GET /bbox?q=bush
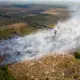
[0,65,16,80]
[74,52,80,59]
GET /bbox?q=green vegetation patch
[0,25,37,40]
[73,52,80,59]
[0,65,15,80]
[0,27,15,40]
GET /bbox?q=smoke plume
[0,5,80,65]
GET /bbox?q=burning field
[0,4,80,80]
[0,5,80,65]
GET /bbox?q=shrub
[0,65,16,80]
[74,52,80,59]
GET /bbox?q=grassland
[0,22,38,40]
[0,5,70,40]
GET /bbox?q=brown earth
[8,53,80,80]
[43,8,70,17]
[8,22,27,29]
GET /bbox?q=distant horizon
[0,1,80,5]
[0,0,80,4]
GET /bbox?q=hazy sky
[0,0,80,3]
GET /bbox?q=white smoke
[0,5,80,65]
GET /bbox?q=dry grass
[8,54,80,80]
